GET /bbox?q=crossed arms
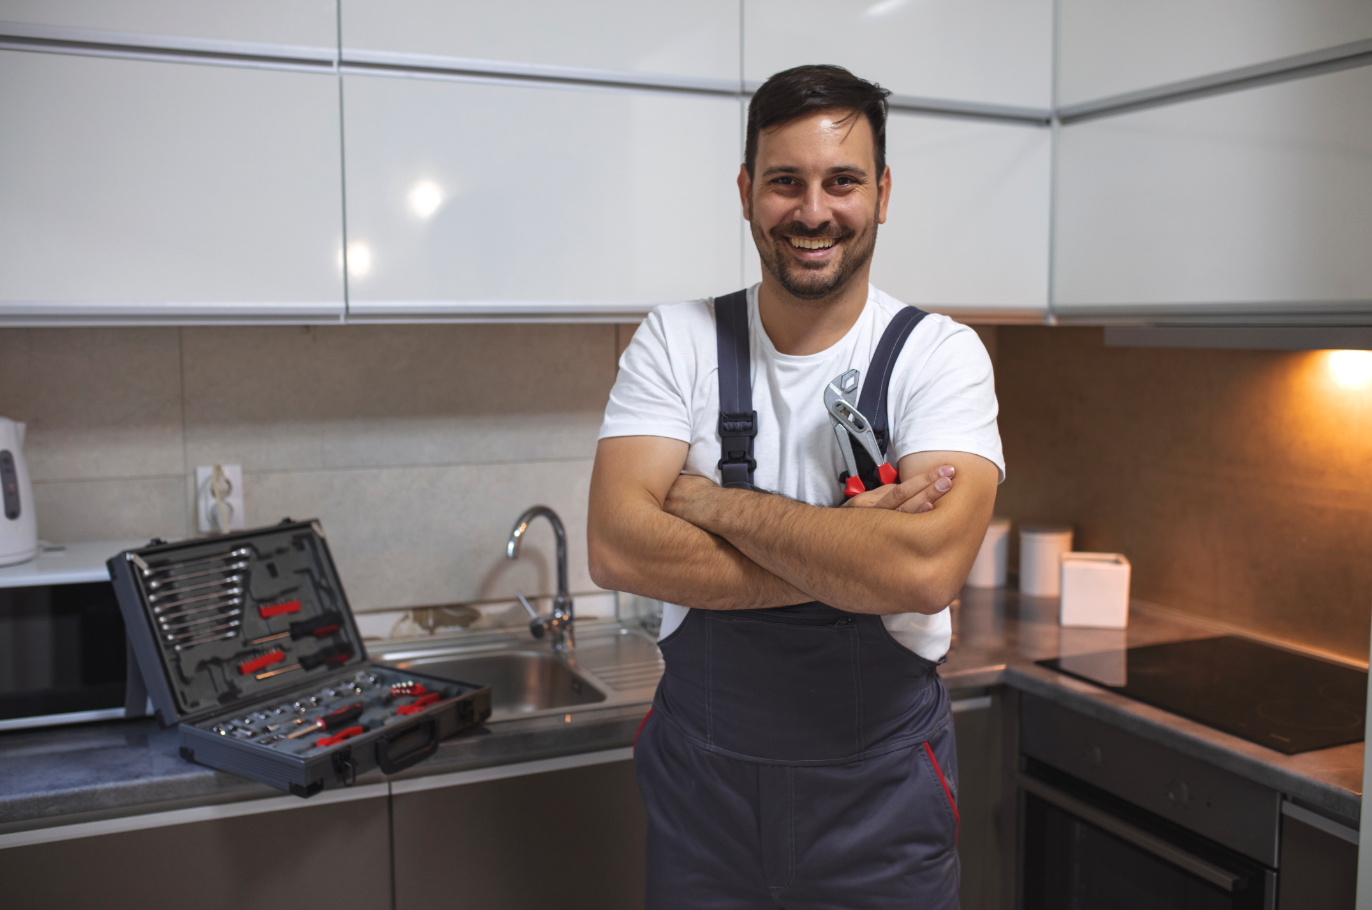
[587,435,999,615]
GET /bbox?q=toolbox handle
[376,718,439,774]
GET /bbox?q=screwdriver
[249,610,344,646]
[254,643,353,680]
[284,702,364,740]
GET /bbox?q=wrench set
[109,520,492,797]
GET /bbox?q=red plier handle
[843,462,899,498]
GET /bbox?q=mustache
[768,222,854,242]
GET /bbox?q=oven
[1020,759,1275,909]
[1019,694,1279,910]
[0,541,150,731]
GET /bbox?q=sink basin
[384,649,607,720]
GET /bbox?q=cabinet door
[1057,0,1372,107]
[863,113,1050,320]
[951,688,1019,910]
[742,0,1053,109]
[392,759,647,910]
[0,0,338,49]
[342,76,743,317]
[1053,66,1372,322]
[341,0,740,86]
[0,795,391,910]
[0,51,345,323]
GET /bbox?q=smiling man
[589,65,1003,909]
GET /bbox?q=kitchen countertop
[937,586,1364,823]
[0,590,1362,835]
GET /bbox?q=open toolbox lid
[108,519,369,726]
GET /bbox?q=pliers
[825,369,899,498]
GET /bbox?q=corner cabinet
[0,49,346,326]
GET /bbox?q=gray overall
[635,290,961,909]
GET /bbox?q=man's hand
[841,464,956,513]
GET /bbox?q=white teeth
[788,237,835,250]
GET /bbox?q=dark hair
[744,65,891,181]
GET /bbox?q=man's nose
[792,183,832,227]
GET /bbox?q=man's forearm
[588,497,811,611]
[666,472,992,614]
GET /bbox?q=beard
[752,210,879,302]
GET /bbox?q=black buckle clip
[717,410,758,471]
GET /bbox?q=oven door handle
[1015,773,1243,892]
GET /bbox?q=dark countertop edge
[983,663,1362,823]
[0,704,650,836]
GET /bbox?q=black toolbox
[108,519,491,797]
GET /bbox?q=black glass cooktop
[1038,636,1367,755]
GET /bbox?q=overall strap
[851,306,929,485]
[714,289,756,488]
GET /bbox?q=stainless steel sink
[383,648,608,719]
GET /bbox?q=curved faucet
[506,506,574,652]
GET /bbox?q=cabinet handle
[1015,772,1242,892]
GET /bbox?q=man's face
[740,108,891,302]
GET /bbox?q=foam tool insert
[109,519,492,796]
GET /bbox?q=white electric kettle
[0,417,38,567]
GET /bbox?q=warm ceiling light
[408,181,443,219]
[1327,350,1372,389]
[346,242,372,278]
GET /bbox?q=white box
[1059,553,1131,628]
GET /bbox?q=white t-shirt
[599,283,1005,661]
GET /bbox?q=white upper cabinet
[340,0,741,86]
[742,0,1053,109]
[0,0,338,49]
[1057,0,1372,106]
[0,51,345,322]
[1053,66,1372,320]
[871,113,1050,318]
[342,77,744,316]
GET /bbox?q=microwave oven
[0,540,152,731]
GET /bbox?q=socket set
[109,520,491,797]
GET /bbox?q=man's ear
[877,165,891,225]
[737,163,752,221]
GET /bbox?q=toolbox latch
[332,747,357,787]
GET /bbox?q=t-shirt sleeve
[888,322,1006,482]
[598,309,694,443]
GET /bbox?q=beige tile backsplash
[0,323,619,613]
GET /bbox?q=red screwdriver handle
[320,702,364,731]
[289,610,343,640]
[238,649,285,676]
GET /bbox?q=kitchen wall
[992,326,1372,663]
[0,323,634,621]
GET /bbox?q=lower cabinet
[951,686,1020,910]
[391,759,647,910]
[0,793,391,910]
[1279,811,1358,909]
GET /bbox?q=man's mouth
[787,236,837,250]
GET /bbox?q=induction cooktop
[1038,636,1368,755]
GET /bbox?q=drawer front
[1020,694,1281,866]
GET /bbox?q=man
[589,64,1003,909]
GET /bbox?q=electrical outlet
[196,464,245,533]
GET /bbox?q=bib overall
[635,291,961,909]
